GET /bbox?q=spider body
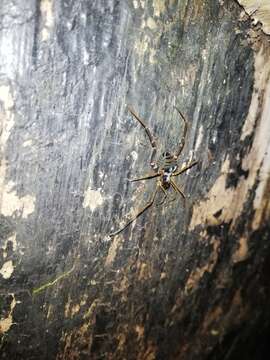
[109,106,198,237]
[158,152,178,189]
[161,168,177,189]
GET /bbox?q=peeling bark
[0,0,270,359]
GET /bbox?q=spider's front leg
[128,106,158,171]
[172,160,198,177]
[128,172,160,183]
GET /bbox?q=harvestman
[110,106,198,237]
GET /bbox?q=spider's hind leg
[155,184,167,207]
[109,186,159,237]
[174,107,188,159]
[170,179,186,203]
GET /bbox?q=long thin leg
[170,179,186,202]
[155,184,167,206]
[109,186,159,237]
[128,172,160,182]
[174,106,188,158]
[128,106,158,171]
[172,160,198,177]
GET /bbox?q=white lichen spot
[40,0,54,41]
[133,0,139,8]
[0,260,14,279]
[22,139,33,147]
[98,171,104,178]
[202,49,207,61]
[66,21,73,31]
[146,17,157,30]
[0,294,16,334]
[80,12,87,25]
[1,181,35,218]
[83,188,104,211]
[131,151,138,161]
[83,48,90,65]
[194,125,204,152]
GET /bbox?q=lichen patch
[195,125,204,152]
[0,260,14,279]
[83,188,104,211]
[1,181,35,218]
[40,0,54,41]
[146,17,157,30]
[22,139,33,147]
[0,294,16,334]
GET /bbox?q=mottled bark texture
[0,0,270,359]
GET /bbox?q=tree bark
[0,0,270,359]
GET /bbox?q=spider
[109,106,198,237]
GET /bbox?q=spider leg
[172,160,198,177]
[155,184,167,206]
[173,106,188,159]
[128,172,160,182]
[128,106,158,171]
[109,186,159,237]
[170,179,186,202]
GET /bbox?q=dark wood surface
[0,1,269,359]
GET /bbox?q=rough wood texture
[0,0,270,359]
[237,0,270,34]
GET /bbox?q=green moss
[32,265,75,296]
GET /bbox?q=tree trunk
[0,0,270,359]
